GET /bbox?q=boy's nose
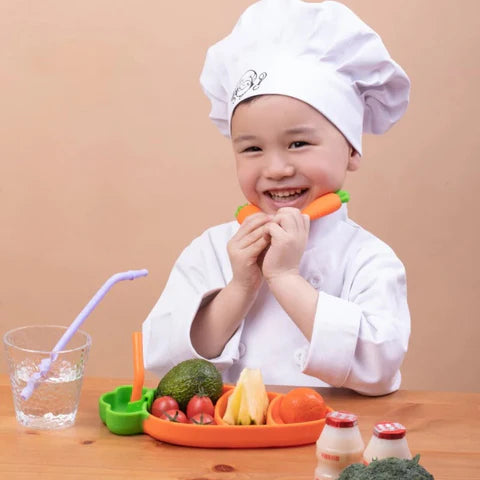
[263,154,295,179]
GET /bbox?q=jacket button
[239,342,246,358]
[294,348,306,368]
[308,275,322,289]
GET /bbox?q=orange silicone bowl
[267,394,285,424]
[141,386,331,448]
[266,392,333,426]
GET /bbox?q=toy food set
[99,332,334,448]
[235,190,350,223]
[99,333,435,478]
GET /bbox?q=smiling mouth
[265,188,308,202]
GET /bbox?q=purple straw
[20,269,148,400]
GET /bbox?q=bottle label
[320,452,341,462]
[317,451,363,470]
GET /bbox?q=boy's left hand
[262,207,310,283]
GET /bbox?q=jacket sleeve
[142,229,244,380]
[302,243,410,396]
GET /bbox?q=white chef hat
[200,0,410,155]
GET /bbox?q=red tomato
[186,395,215,419]
[151,396,179,417]
[189,413,215,425]
[159,409,189,423]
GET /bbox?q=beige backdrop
[1,1,479,392]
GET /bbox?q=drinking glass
[3,325,91,429]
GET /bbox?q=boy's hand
[262,207,309,283]
[227,212,272,292]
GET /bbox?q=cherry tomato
[186,395,215,419]
[159,409,189,423]
[189,412,215,425]
[151,396,179,417]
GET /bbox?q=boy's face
[231,95,360,214]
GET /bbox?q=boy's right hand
[227,212,272,292]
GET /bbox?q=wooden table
[0,375,479,479]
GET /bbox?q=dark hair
[232,95,263,119]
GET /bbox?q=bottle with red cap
[314,411,365,480]
[363,422,412,464]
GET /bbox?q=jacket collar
[306,203,348,251]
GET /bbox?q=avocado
[155,359,223,411]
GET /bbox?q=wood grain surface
[1,375,478,479]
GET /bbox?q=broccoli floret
[338,455,434,479]
[338,463,367,479]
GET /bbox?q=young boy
[143,0,411,396]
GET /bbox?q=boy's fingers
[256,244,270,269]
[237,213,272,236]
[243,236,270,262]
[265,221,289,240]
[273,208,303,232]
[235,224,271,249]
[275,207,300,215]
[232,214,269,246]
[243,211,272,225]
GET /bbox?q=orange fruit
[279,387,327,424]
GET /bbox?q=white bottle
[363,422,412,464]
[314,411,365,480]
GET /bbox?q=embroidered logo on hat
[231,69,267,104]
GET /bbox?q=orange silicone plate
[142,385,332,448]
[109,333,333,448]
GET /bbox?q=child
[143,0,411,396]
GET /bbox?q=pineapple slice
[237,377,251,425]
[222,379,243,425]
[239,368,269,425]
[223,368,269,425]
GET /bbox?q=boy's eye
[289,141,309,149]
[242,146,262,153]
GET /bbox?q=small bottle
[314,411,365,480]
[363,422,412,464]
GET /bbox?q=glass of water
[3,325,91,430]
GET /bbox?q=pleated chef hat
[200,0,410,155]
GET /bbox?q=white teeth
[268,188,305,200]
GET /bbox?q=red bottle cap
[373,422,406,439]
[326,411,358,428]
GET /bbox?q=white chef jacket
[143,205,410,396]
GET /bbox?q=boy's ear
[347,148,361,171]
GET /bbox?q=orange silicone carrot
[301,193,341,220]
[235,204,262,224]
[235,190,349,224]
